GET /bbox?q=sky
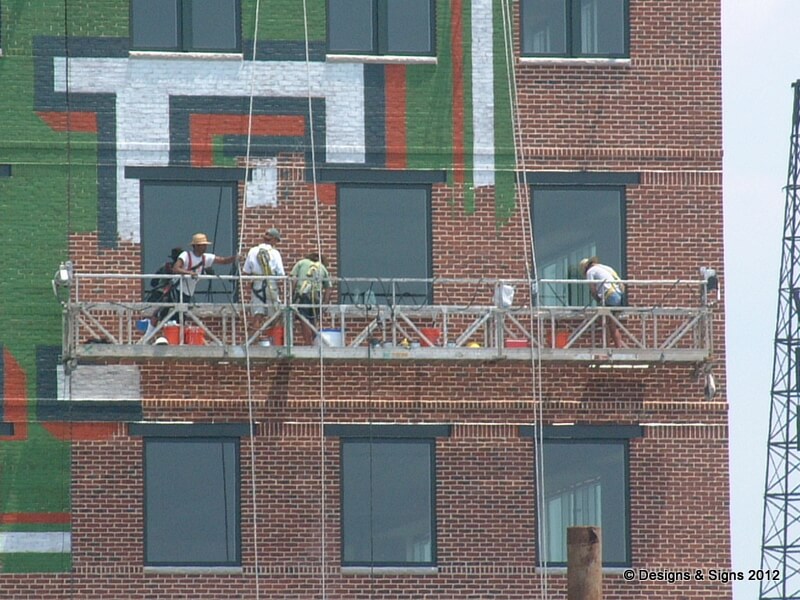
[723,1,800,598]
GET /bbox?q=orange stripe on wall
[385,64,407,169]
[189,114,306,167]
[0,348,28,441]
[36,111,98,133]
[0,512,71,525]
[451,0,465,184]
[42,422,120,441]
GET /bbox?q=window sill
[536,566,630,575]
[341,566,438,575]
[518,56,631,67]
[144,566,243,574]
[326,54,437,65]
[129,50,243,61]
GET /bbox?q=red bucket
[419,327,441,347]
[184,326,206,346]
[163,325,181,345]
[265,325,284,346]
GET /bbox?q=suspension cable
[237,0,264,596]
[499,1,549,597]
[300,1,328,597]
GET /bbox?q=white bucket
[319,328,343,347]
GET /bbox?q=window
[327,0,435,56]
[140,181,238,302]
[131,0,241,53]
[541,439,630,566]
[338,185,432,305]
[144,437,240,566]
[532,186,625,306]
[521,0,628,58]
[340,438,436,566]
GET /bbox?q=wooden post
[567,526,602,600]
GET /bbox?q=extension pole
[567,526,602,600]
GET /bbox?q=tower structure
[761,80,800,600]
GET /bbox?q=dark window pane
[579,0,625,56]
[188,0,239,51]
[145,439,239,565]
[542,441,628,564]
[338,186,431,305]
[386,0,433,55]
[131,0,179,50]
[140,183,237,302]
[522,0,567,55]
[328,0,375,53]
[532,187,623,306]
[342,441,434,565]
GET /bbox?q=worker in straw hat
[579,256,625,348]
[172,233,238,302]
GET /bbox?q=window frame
[139,178,239,303]
[325,424,450,569]
[336,183,434,306]
[130,0,242,54]
[142,435,242,567]
[326,0,436,58]
[531,183,627,307]
[338,437,438,568]
[521,424,641,568]
[520,0,630,59]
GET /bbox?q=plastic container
[319,328,343,347]
[419,327,441,347]
[264,325,284,346]
[505,338,531,348]
[163,324,181,345]
[547,331,570,348]
[184,326,206,346]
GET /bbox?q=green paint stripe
[462,0,475,213]
[492,0,517,225]
[406,1,453,171]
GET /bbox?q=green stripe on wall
[492,0,517,225]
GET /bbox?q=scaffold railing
[59,273,716,364]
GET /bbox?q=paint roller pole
[567,526,602,600]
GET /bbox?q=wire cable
[236,0,264,596]
[499,1,549,597]
[300,1,328,596]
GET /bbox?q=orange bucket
[265,325,284,346]
[419,327,441,347]
[163,325,181,345]
[184,326,206,346]
[547,331,569,348]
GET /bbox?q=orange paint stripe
[190,114,306,167]
[42,422,119,441]
[1,348,28,441]
[37,111,98,133]
[0,513,71,525]
[385,64,407,169]
[451,0,465,184]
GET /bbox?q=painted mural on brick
[0,0,517,572]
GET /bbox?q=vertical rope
[300,1,327,596]
[499,1,549,598]
[237,0,263,596]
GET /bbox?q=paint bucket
[547,331,569,348]
[504,338,531,348]
[265,325,284,346]
[319,328,343,347]
[163,324,181,345]
[419,327,441,347]
[184,326,206,346]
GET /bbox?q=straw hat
[191,233,211,246]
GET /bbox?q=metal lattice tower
[761,80,800,600]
